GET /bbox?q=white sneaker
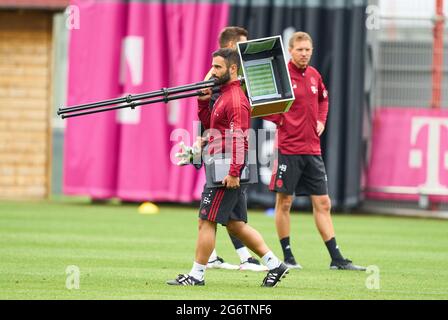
[207,256,239,270]
[239,257,268,272]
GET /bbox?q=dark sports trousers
[270,154,328,196]
[199,185,248,226]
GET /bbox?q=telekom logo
[117,36,179,126]
[409,117,448,189]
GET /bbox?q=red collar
[220,80,240,92]
[289,60,308,74]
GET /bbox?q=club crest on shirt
[310,77,317,86]
[276,179,284,188]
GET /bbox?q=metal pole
[431,0,445,109]
[57,78,217,116]
[61,90,207,119]
[430,0,445,211]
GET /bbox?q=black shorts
[198,185,248,226]
[269,154,328,196]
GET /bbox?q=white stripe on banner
[282,26,295,62]
[118,36,144,124]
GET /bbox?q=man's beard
[214,70,231,85]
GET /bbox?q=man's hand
[197,136,207,148]
[175,141,200,166]
[198,88,212,101]
[317,121,325,137]
[222,175,240,189]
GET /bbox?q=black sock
[280,237,294,260]
[325,237,344,261]
[229,234,245,250]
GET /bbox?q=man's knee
[198,219,216,232]
[277,194,293,213]
[313,195,331,213]
[226,220,243,236]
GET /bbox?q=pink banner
[64,0,230,202]
[365,108,448,202]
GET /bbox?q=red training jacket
[263,61,329,155]
[198,80,250,177]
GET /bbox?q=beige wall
[0,10,53,199]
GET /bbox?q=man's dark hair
[219,26,248,48]
[213,48,241,70]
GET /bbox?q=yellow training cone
[138,202,160,215]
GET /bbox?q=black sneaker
[166,274,205,286]
[261,263,289,287]
[330,259,366,271]
[284,256,303,270]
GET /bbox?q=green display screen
[246,62,278,98]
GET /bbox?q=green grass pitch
[0,198,447,300]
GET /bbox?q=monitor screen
[244,58,281,102]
